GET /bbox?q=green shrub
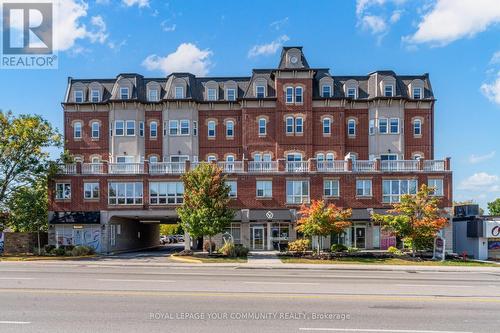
[218,242,235,256]
[71,245,95,256]
[387,246,398,254]
[203,240,216,252]
[234,244,249,257]
[52,247,66,256]
[347,247,359,253]
[44,244,56,253]
[288,239,310,253]
[331,244,348,252]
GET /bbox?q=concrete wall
[105,217,159,254]
[368,104,404,159]
[3,232,48,254]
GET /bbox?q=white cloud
[490,51,500,64]
[142,43,212,76]
[122,0,150,7]
[86,15,108,44]
[356,0,387,16]
[481,71,500,105]
[360,15,388,34]
[161,21,176,32]
[404,0,500,46]
[270,17,289,31]
[469,151,496,164]
[248,35,290,58]
[355,0,406,40]
[458,172,500,192]
[390,10,403,23]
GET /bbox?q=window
[286,180,310,204]
[380,154,398,161]
[323,118,331,134]
[226,120,234,137]
[347,87,357,99]
[74,90,84,103]
[412,153,423,160]
[256,180,272,198]
[316,153,324,162]
[55,183,71,200]
[120,87,129,99]
[208,121,216,138]
[256,85,265,98]
[73,122,82,138]
[258,118,267,135]
[286,117,294,134]
[108,182,143,205]
[126,120,135,136]
[91,122,99,138]
[148,89,159,102]
[91,90,100,103]
[378,118,388,134]
[285,87,294,103]
[149,182,184,205]
[116,156,134,163]
[193,121,198,136]
[390,118,399,134]
[326,153,334,161]
[84,183,99,200]
[382,179,418,203]
[227,181,237,198]
[169,120,179,135]
[175,86,184,99]
[384,84,393,97]
[428,179,444,196]
[226,88,236,101]
[139,122,144,137]
[356,179,372,197]
[170,155,189,163]
[324,180,339,197]
[295,117,303,134]
[287,153,303,161]
[180,120,190,135]
[413,87,422,99]
[322,85,332,98]
[149,156,158,163]
[150,122,157,138]
[224,223,241,244]
[207,155,217,162]
[114,121,124,136]
[207,88,217,101]
[347,119,356,136]
[369,119,375,135]
[295,87,303,103]
[413,119,422,136]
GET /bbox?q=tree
[372,184,448,257]
[487,198,500,216]
[0,111,61,209]
[160,224,184,236]
[177,163,234,254]
[296,200,352,254]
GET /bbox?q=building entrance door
[252,226,265,250]
[354,227,366,249]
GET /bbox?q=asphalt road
[0,255,499,333]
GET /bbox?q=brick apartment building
[48,46,453,253]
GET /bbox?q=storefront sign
[484,221,500,238]
[380,229,396,250]
[433,236,446,261]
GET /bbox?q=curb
[169,255,202,264]
[0,255,98,262]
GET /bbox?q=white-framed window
[378,118,388,134]
[369,119,375,135]
[287,153,303,161]
[91,89,100,103]
[150,121,157,138]
[286,180,310,204]
[258,118,267,135]
[120,87,129,99]
[73,122,82,138]
[413,119,422,136]
[126,120,135,136]
[226,120,234,137]
[322,85,332,98]
[295,87,303,103]
[226,88,236,101]
[256,85,266,98]
[148,89,159,102]
[84,182,99,200]
[256,180,272,198]
[208,121,216,138]
[74,90,84,103]
[227,181,237,198]
[149,182,184,205]
[193,121,198,136]
[55,183,71,200]
[316,153,324,162]
[295,117,303,134]
[149,156,158,163]
[347,119,356,136]
[224,223,241,244]
[139,122,144,137]
[180,120,190,135]
[114,121,124,136]
[91,122,99,138]
[356,179,372,197]
[413,87,422,99]
[175,86,184,99]
[207,155,217,162]
[428,179,444,197]
[412,153,423,160]
[207,88,217,101]
[108,182,143,205]
[285,87,294,103]
[390,118,399,134]
[323,118,331,134]
[382,179,418,203]
[347,87,357,99]
[324,179,339,197]
[170,155,189,163]
[326,153,335,161]
[116,156,134,163]
[286,117,294,134]
[380,154,398,161]
[169,120,179,135]
[384,84,393,97]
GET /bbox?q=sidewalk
[246,251,282,265]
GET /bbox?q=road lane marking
[243,281,320,285]
[97,279,175,283]
[299,328,472,333]
[396,284,473,288]
[0,321,31,325]
[0,277,35,280]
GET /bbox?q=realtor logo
[1,1,57,69]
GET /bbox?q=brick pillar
[185,160,191,172]
[419,158,425,171]
[144,160,149,174]
[103,162,109,174]
[308,158,316,172]
[243,159,248,172]
[347,158,353,172]
[445,157,451,171]
[374,158,381,171]
[278,159,286,172]
[76,162,82,174]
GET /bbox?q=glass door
[252,226,265,250]
[354,227,366,249]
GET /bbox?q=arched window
[286,117,294,134]
[316,153,325,162]
[413,119,422,136]
[258,118,267,135]
[295,117,303,133]
[285,87,294,104]
[91,122,100,138]
[149,156,158,163]
[326,153,335,161]
[150,122,158,138]
[295,87,303,103]
[347,119,356,136]
[322,118,331,134]
[208,121,216,138]
[207,155,217,162]
[226,120,234,137]
[226,154,235,162]
[74,122,82,138]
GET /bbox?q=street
[0,256,499,333]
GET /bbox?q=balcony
[423,160,445,172]
[285,161,309,173]
[380,160,419,172]
[57,164,76,175]
[82,163,104,174]
[217,161,244,173]
[149,162,186,174]
[352,160,376,172]
[108,163,145,174]
[248,161,278,173]
[317,160,347,172]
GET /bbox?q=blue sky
[1,0,499,211]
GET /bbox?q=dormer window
[148,89,159,102]
[322,85,332,98]
[226,88,236,101]
[74,90,84,103]
[120,87,129,99]
[91,90,100,103]
[413,87,422,99]
[256,85,266,99]
[295,87,303,103]
[347,87,357,99]
[207,88,217,101]
[175,86,184,99]
[285,87,294,104]
[384,84,394,97]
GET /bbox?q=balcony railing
[149,162,186,174]
[108,163,144,174]
[57,164,76,174]
[353,160,376,172]
[217,161,244,173]
[285,161,309,173]
[317,160,347,172]
[381,160,420,172]
[424,160,445,172]
[82,163,104,174]
[248,161,278,173]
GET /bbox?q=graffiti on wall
[56,225,101,252]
